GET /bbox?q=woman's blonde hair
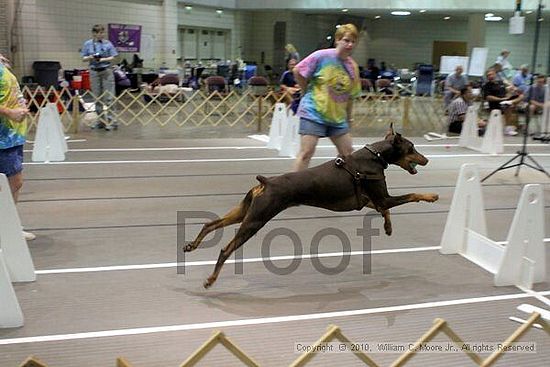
[285,43,297,53]
[335,23,358,41]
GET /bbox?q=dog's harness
[334,145,387,210]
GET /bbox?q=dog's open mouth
[408,162,418,174]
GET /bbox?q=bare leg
[293,135,320,171]
[330,132,354,156]
[7,172,23,203]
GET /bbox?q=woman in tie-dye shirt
[0,53,34,240]
[292,23,361,171]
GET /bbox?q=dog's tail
[256,175,269,185]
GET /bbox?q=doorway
[432,41,467,69]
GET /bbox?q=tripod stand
[481,114,549,182]
[482,1,550,182]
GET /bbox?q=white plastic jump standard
[0,174,36,282]
[0,249,24,328]
[440,164,545,289]
[267,103,286,150]
[278,113,300,158]
[32,103,68,162]
[459,107,503,154]
[480,109,504,154]
[459,105,483,150]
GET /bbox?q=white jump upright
[32,102,68,162]
[480,109,504,155]
[458,107,503,154]
[0,174,36,282]
[278,112,300,158]
[440,164,546,289]
[267,103,286,150]
[0,249,24,328]
[459,105,483,150]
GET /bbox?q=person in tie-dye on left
[292,23,361,171]
[0,53,35,241]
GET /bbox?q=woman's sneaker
[22,230,36,241]
[504,126,518,136]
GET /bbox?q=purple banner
[108,24,141,52]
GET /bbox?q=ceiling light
[485,16,503,21]
[419,10,426,13]
[342,9,348,13]
[485,13,494,17]
[391,11,411,16]
[526,10,533,14]
[374,15,381,19]
[216,9,223,14]
[444,16,451,20]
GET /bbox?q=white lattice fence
[21,86,446,134]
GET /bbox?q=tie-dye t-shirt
[0,64,26,149]
[295,48,361,126]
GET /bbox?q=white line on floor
[36,246,440,274]
[516,286,550,308]
[34,239,550,275]
[22,143,548,153]
[1,291,548,345]
[22,153,550,165]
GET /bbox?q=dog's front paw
[423,193,439,202]
[384,221,392,236]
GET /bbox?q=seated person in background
[527,74,547,114]
[444,65,468,108]
[279,58,301,113]
[512,64,531,95]
[526,75,547,135]
[483,69,524,135]
[448,86,473,134]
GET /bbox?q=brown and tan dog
[184,125,439,288]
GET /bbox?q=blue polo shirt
[81,39,118,70]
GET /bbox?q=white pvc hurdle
[0,174,36,282]
[440,164,545,289]
[459,107,503,154]
[0,249,24,328]
[32,102,68,162]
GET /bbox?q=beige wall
[8,0,550,77]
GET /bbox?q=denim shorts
[298,118,349,137]
[0,145,24,177]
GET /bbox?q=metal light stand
[482,0,550,182]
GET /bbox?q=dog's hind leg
[203,193,285,288]
[183,186,262,252]
[203,218,268,288]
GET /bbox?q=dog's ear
[385,123,395,139]
[392,132,403,144]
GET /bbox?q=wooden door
[432,41,467,69]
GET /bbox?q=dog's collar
[363,145,389,169]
